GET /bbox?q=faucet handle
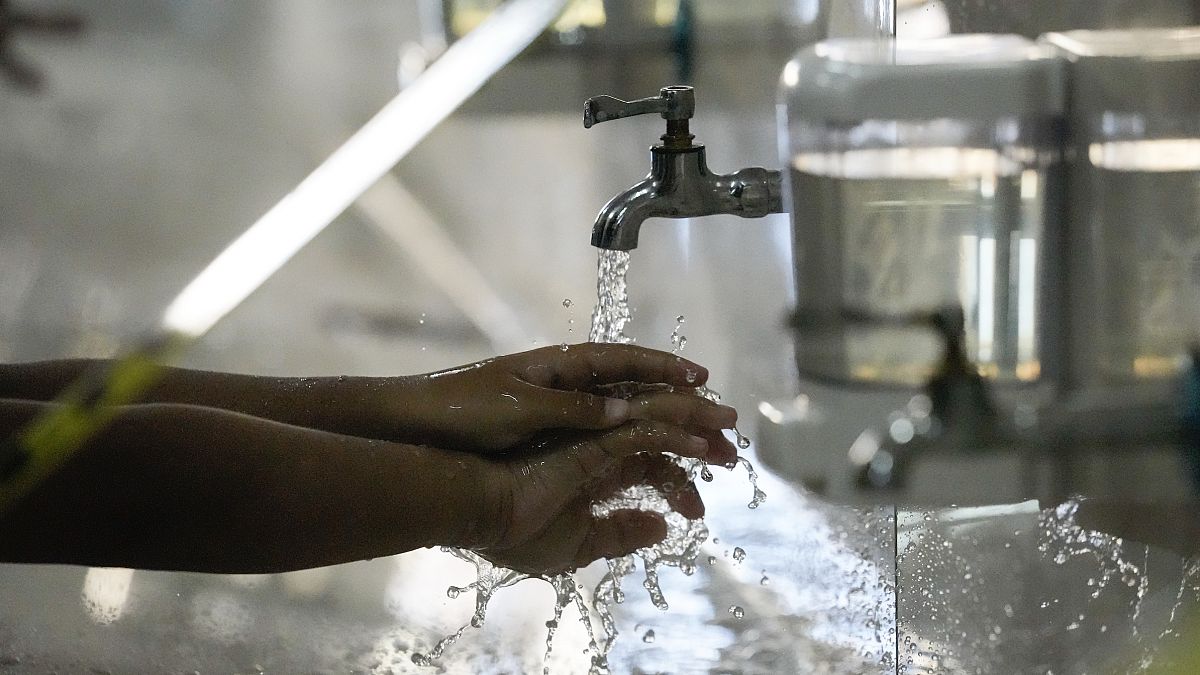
[583,85,695,128]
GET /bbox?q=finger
[611,454,704,519]
[520,344,709,391]
[576,510,667,566]
[587,453,705,520]
[627,391,737,430]
[595,420,709,460]
[698,428,739,467]
[529,421,706,492]
[529,385,632,431]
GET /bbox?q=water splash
[735,429,752,449]
[892,497,1200,674]
[739,456,767,510]
[1038,500,1149,605]
[579,249,764,669]
[421,248,763,673]
[669,315,687,353]
[411,548,527,667]
[542,574,604,675]
[593,555,636,657]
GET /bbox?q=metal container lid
[1041,28,1200,117]
[782,35,1065,123]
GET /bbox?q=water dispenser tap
[583,85,784,250]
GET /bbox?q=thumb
[537,388,630,431]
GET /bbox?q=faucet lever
[583,85,695,128]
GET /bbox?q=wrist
[444,454,508,551]
[316,374,424,443]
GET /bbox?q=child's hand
[391,343,736,456]
[465,418,708,575]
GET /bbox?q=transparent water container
[779,36,1065,388]
[1043,28,1200,388]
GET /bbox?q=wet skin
[0,344,737,574]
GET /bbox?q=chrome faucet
[583,85,784,250]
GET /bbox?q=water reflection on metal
[896,499,1200,674]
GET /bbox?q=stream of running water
[412,249,766,673]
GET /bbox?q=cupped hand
[391,343,735,454]
[466,418,711,576]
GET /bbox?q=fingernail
[605,398,630,422]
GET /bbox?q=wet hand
[466,419,710,576]
[392,343,736,456]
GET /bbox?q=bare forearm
[0,399,484,573]
[0,360,416,442]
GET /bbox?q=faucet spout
[591,145,783,251]
[591,178,663,251]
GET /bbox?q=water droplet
[700,466,713,482]
[675,315,685,324]
[446,586,460,599]
[563,298,573,308]
[729,605,745,620]
[748,488,766,509]
[560,343,570,352]
[732,547,746,563]
[677,336,687,350]
[707,556,717,566]
[641,629,656,643]
[760,573,770,586]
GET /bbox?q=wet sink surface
[4,461,1197,674]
